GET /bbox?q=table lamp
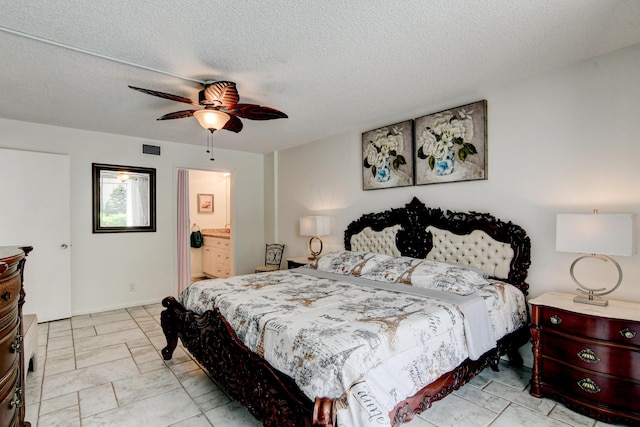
[300,216,330,260]
[556,211,634,306]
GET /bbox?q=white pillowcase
[309,251,392,276]
[361,257,490,295]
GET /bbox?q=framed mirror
[92,163,157,233]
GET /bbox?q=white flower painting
[414,100,487,185]
[362,119,414,190]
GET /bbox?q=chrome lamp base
[573,293,608,307]
[570,254,622,307]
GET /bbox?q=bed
[161,197,531,426]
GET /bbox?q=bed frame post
[313,397,336,427]
[160,296,180,360]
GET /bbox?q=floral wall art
[362,119,414,190]
[414,100,487,185]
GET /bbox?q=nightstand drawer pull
[576,348,600,364]
[549,315,562,325]
[577,378,601,394]
[1,291,11,301]
[620,328,636,339]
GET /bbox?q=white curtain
[177,169,191,294]
[126,176,150,226]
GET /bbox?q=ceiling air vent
[142,144,161,156]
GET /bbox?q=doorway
[186,169,233,280]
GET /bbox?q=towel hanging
[190,229,203,248]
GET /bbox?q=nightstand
[529,292,640,425]
[287,256,313,269]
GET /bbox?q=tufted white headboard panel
[349,225,402,256]
[425,226,514,279]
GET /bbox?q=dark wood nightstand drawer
[539,306,640,347]
[541,358,640,411]
[541,331,640,378]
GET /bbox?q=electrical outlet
[129,283,136,292]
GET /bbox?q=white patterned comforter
[181,254,527,427]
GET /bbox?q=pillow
[358,256,423,283]
[309,251,392,276]
[361,257,490,295]
[409,260,491,295]
[440,261,490,278]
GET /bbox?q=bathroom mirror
[92,163,157,233]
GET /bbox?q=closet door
[0,148,72,321]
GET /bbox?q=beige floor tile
[78,382,118,418]
[112,368,181,406]
[39,391,78,416]
[37,405,81,427]
[82,388,200,427]
[75,342,131,369]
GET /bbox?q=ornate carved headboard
[344,197,531,295]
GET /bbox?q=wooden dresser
[530,292,640,426]
[0,246,32,427]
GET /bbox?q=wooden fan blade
[129,86,199,106]
[201,81,239,108]
[222,115,243,133]
[231,103,288,120]
[157,110,197,120]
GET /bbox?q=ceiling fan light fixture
[193,109,230,131]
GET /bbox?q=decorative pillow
[309,251,392,276]
[440,261,490,278]
[408,260,491,295]
[361,257,490,295]
[358,256,423,283]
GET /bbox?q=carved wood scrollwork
[161,297,315,427]
[344,197,531,295]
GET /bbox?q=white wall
[277,43,640,304]
[0,118,265,315]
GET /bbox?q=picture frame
[414,100,487,185]
[92,163,156,233]
[362,119,414,190]
[198,194,214,213]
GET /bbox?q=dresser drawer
[0,322,19,379]
[0,359,19,427]
[0,275,20,320]
[541,358,640,410]
[213,239,230,249]
[541,331,640,379]
[539,306,640,347]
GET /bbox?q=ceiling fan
[129,81,287,132]
[129,81,287,160]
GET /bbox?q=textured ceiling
[1,1,639,154]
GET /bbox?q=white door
[0,148,72,321]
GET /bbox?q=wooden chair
[255,243,285,273]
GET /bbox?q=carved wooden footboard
[161,295,529,427]
[161,296,321,427]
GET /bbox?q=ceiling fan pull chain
[208,130,215,161]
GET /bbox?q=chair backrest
[264,243,285,267]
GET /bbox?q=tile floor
[24,303,626,427]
